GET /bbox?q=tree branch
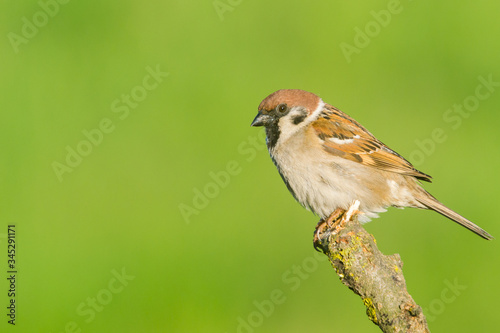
[315,209,430,333]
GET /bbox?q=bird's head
[251,89,325,148]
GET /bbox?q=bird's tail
[416,192,493,240]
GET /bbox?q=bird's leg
[313,208,345,252]
[334,200,361,232]
[313,201,362,252]
[326,207,346,227]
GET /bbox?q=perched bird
[251,89,493,241]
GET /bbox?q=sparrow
[251,89,493,241]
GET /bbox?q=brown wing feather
[312,105,432,182]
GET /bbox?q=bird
[251,89,493,242]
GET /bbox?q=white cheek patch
[277,115,299,144]
[275,99,326,147]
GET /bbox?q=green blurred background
[1,1,499,332]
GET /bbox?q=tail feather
[417,194,494,240]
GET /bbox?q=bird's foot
[313,201,361,252]
[313,208,345,252]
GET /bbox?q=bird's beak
[251,111,271,127]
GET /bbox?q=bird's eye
[277,104,287,113]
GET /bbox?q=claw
[313,219,327,252]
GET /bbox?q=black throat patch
[265,121,281,149]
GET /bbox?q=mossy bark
[315,217,430,333]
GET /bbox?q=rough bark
[315,214,430,333]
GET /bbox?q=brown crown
[258,89,321,114]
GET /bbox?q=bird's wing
[312,105,432,182]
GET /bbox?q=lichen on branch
[315,214,430,333]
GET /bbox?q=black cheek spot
[291,111,308,125]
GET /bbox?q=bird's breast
[269,131,394,221]
[269,134,357,217]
